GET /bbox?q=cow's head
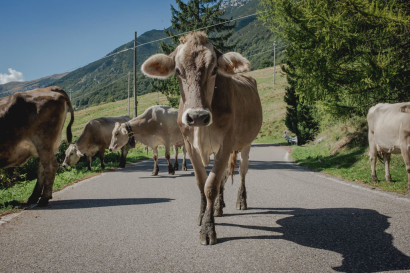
[109,122,129,152]
[62,144,83,168]
[141,31,250,127]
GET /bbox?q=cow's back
[368,102,410,153]
[0,87,69,168]
[77,116,130,151]
[134,105,183,146]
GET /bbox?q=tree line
[260,0,409,144]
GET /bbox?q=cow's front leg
[99,149,105,169]
[165,145,175,175]
[214,169,228,217]
[173,145,179,171]
[87,155,92,171]
[152,146,159,176]
[119,146,129,168]
[401,141,410,191]
[200,150,231,245]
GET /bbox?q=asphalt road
[1,144,409,272]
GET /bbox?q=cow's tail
[228,151,238,184]
[51,86,74,144]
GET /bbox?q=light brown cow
[109,105,187,175]
[142,31,262,245]
[62,116,134,170]
[0,86,74,206]
[367,102,410,190]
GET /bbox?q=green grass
[291,131,408,194]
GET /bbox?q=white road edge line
[284,150,409,203]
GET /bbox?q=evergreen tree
[153,0,236,106]
[260,0,410,119]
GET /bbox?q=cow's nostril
[187,114,194,125]
[109,148,113,152]
[203,115,210,125]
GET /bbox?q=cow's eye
[115,132,119,136]
[211,67,218,76]
[175,68,181,76]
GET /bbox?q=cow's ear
[217,52,250,77]
[141,54,175,79]
[121,127,128,135]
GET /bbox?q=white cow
[367,102,410,190]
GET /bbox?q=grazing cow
[109,105,187,175]
[62,116,134,170]
[142,31,262,245]
[367,102,410,190]
[0,86,74,206]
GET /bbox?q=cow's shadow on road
[219,207,410,272]
[34,198,174,210]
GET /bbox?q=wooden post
[273,41,276,86]
[133,31,138,117]
[127,72,130,117]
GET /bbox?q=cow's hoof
[27,196,39,205]
[183,166,187,171]
[200,230,217,245]
[37,198,50,207]
[168,167,175,175]
[173,164,179,171]
[236,200,247,210]
[152,169,159,176]
[371,176,379,183]
[386,176,393,182]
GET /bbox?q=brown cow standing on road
[142,32,262,245]
[0,86,74,206]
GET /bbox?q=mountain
[0,0,280,108]
[0,72,68,97]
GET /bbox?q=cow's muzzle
[182,108,212,127]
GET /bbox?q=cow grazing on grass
[142,31,262,245]
[0,86,74,206]
[109,105,187,175]
[367,102,410,190]
[62,116,134,170]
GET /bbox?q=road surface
[1,144,409,272]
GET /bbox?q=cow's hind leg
[152,146,159,176]
[173,145,179,171]
[38,156,58,207]
[237,145,251,210]
[165,144,175,175]
[27,162,45,205]
[401,136,410,191]
[383,152,392,182]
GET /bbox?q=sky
[0,0,176,83]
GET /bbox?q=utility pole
[127,72,130,117]
[133,31,138,117]
[273,41,276,86]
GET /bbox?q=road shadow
[218,207,410,272]
[33,198,174,210]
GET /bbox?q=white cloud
[0,68,25,84]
